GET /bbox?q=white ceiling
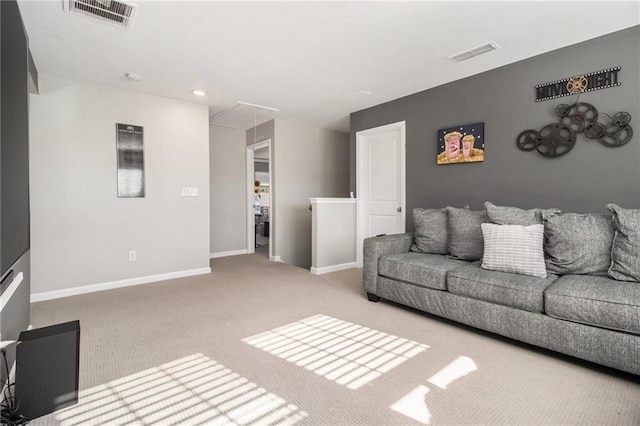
[18,1,640,133]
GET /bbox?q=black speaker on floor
[15,320,80,420]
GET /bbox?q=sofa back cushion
[485,201,560,225]
[542,211,614,276]
[607,204,640,282]
[411,208,449,254]
[447,207,488,261]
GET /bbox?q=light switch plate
[181,186,199,197]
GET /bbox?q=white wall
[311,199,356,271]
[29,75,210,296]
[274,119,349,269]
[210,125,247,255]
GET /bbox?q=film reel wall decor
[516,100,633,158]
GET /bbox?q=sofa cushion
[542,211,614,276]
[411,208,449,255]
[448,262,558,313]
[447,207,488,261]
[378,252,468,291]
[545,274,640,334]
[485,201,560,225]
[607,204,640,282]
[481,223,547,278]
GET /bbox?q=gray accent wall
[351,26,640,231]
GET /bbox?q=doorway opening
[247,139,273,259]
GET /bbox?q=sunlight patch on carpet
[428,355,477,389]
[54,353,308,426]
[390,356,478,424]
[390,385,431,424]
[243,314,429,390]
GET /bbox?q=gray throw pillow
[411,208,448,254]
[481,223,547,278]
[607,204,640,282]
[485,201,560,225]
[542,211,614,276]
[447,207,488,260]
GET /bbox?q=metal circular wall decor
[598,125,633,147]
[554,104,571,118]
[583,110,634,147]
[611,112,631,127]
[535,123,576,158]
[516,129,540,151]
[560,102,598,133]
[517,98,633,158]
[584,122,607,139]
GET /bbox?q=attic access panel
[209,102,279,130]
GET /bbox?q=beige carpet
[29,253,640,425]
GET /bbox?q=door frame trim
[356,121,406,267]
[246,139,273,259]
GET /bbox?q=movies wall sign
[535,67,621,102]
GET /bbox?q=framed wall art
[437,122,485,165]
[116,123,145,197]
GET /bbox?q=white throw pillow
[481,223,547,278]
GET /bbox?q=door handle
[397,207,402,212]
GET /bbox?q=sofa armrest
[363,233,414,296]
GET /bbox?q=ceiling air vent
[448,41,500,63]
[63,0,137,29]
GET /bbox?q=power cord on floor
[0,349,29,425]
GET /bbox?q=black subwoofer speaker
[15,320,80,420]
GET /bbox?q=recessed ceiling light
[125,72,142,81]
[192,90,207,96]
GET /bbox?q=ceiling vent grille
[63,0,137,29]
[449,41,500,63]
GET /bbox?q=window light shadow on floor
[243,314,429,390]
[54,353,308,426]
[390,356,478,424]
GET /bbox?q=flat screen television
[1,0,31,286]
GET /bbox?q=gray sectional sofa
[363,202,640,376]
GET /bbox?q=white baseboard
[270,255,283,262]
[310,262,357,275]
[31,267,211,303]
[210,249,248,259]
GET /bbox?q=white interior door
[356,121,406,267]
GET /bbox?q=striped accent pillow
[481,223,547,278]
